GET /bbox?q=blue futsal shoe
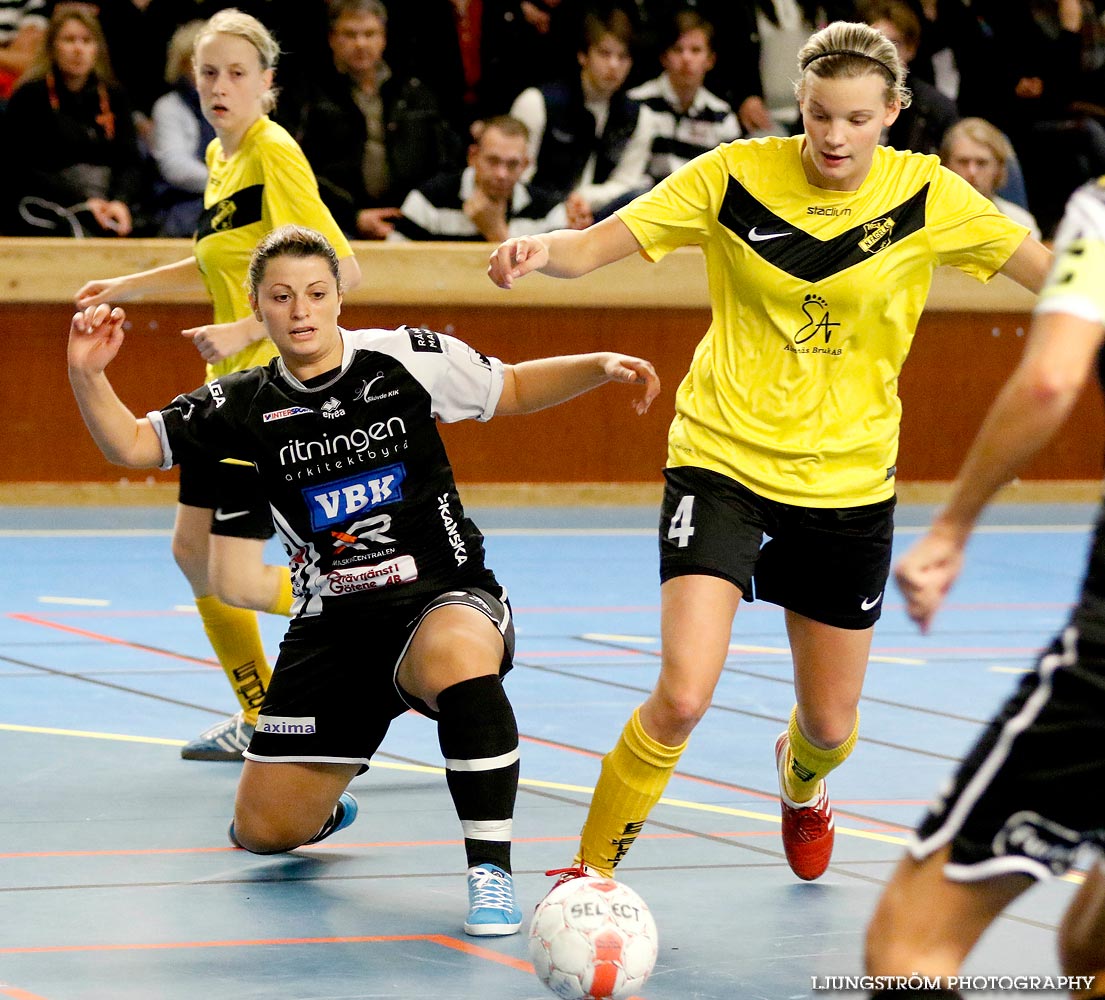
[228,791,359,849]
[305,791,359,845]
[464,863,523,937]
[181,711,254,761]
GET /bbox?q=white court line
[37,596,110,607]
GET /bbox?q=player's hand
[565,192,593,230]
[603,353,660,415]
[68,303,127,374]
[182,321,251,364]
[487,235,550,289]
[75,276,130,308]
[893,525,968,633]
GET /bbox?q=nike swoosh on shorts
[214,510,250,521]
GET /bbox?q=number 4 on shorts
[667,495,696,548]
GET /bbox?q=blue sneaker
[305,791,359,845]
[464,863,523,937]
[228,791,358,850]
[181,712,254,761]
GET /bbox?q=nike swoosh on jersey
[214,509,250,521]
[748,227,793,241]
[860,593,883,610]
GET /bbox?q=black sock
[436,675,519,872]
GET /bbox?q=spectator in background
[149,20,213,237]
[391,114,588,241]
[628,9,740,187]
[0,0,46,102]
[723,1,858,137]
[382,0,519,138]
[984,0,1105,238]
[3,4,146,236]
[290,0,461,240]
[862,0,958,156]
[941,117,1041,240]
[510,7,652,223]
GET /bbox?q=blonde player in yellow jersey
[862,177,1105,997]
[74,9,361,761]
[488,20,1051,885]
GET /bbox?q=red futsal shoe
[775,732,835,881]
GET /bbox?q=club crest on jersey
[859,217,895,253]
[211,198,236,231]
[304,464,405,530]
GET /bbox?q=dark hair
[580,8,634,55]
[248,225,342,299]
[327,0,387,31]
[665,10,715,53]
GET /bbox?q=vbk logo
[304,464,406,530]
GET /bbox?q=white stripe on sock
[445,747,520,772]
[461,818,513,841]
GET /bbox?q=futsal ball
[528,877,658,1000]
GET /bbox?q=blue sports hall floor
[0,498,1099,1000]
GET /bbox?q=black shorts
[910,627,1105,881]
[658,466,896,630]
[244,586,515,771]
[177,455,274,540]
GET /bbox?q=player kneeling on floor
[67,223,660,936]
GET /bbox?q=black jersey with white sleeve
[147,326,505,617]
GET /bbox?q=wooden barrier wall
[1,239,1100,486]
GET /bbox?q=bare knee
[232,806,319,854]
[210,559,267,611]
[797,703,857,749]
[171,530,209,590]
[643,684,710,745]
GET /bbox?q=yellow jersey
[617,135,1028,506]
[196,116,353,381]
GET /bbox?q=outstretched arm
[487,215,641,289]
[74,256,203,308]
[998,235,1051,293]
[895,309,1104,631]
[496,352,660,417]
[67,304,166,469]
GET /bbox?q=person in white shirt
[628,10,741,185]
[509,8,652,224]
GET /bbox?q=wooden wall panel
[1,238,1097,486]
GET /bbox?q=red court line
[0,933,529,972]
[0,988,52,1000]
[7,614,217,667]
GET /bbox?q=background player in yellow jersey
[488,20,1052,885]
[74,9,362,760]
[864,177,1105,998]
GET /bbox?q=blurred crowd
[0,0,1103,242]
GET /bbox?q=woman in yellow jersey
[74,9,361,761]
[488,20,1052,885]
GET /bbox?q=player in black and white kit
[67,224,660,938]
[864,177,1105,996]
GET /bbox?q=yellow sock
[267,566,293,617]
[783,705,858,803]
[195,595,272,726]
[578,708,687,876]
